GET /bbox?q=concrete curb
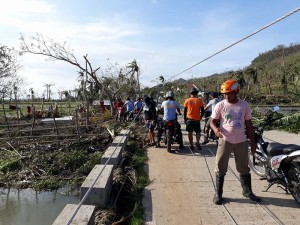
[52,129,130,225]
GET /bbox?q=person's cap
[190,88,199,94]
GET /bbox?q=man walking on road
[210,79,261,205]
[183,88,204,150]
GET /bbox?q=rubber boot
[240,174,261,202]
[213,174,225,205]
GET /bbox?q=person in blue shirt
[159,91,184,149]
[134,97,143,113]
[124,97,134,122]
[161,91,181,121]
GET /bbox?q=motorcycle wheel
[286,164,300,205]
[248,152,266,177]
[167,134,172,153]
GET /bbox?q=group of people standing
[141,79,261,205]
[114,79,261,205]
[114,97,143,122]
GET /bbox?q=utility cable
[166,6,300,82]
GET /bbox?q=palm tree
[29,88,34,101]
[245,67,259,92]
[127,59,140,97]
[235,70,246,89]
[158,75,165,85]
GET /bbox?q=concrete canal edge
[52,129,130,225]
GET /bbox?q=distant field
[0,101,81,118]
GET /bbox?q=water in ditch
[0,187,80,225]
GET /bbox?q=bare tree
[19,33,141,114]
[0,45,22,98]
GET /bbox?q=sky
[1,0,300,98]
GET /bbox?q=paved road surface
[143,119,300,225]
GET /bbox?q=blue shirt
[161,100,180,121]
[135,101,143,110]
[125,100,134,111]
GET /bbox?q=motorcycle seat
[267,142,300,156]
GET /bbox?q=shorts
[146,120,156,131]
[186,119,201,133]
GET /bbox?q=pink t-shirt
[211,99,252,144]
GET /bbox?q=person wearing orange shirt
[183,88,204,150]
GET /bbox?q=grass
[118,139,149,225]
[94,126,149,225]
[1,101,80,118]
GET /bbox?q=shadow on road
[223,196,300,209]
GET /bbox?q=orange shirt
[183,97,204,120]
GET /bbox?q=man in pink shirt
[210,80,261,205]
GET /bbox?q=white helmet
[165,91,174,99]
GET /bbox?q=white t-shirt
[206,98,220,113]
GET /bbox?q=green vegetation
[143,44,300,133]
[115,131,149,225]
[200,44,300,104]
[144,43,300,106]
[252,107,300,133]
[94,126,149,225]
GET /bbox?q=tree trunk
[84,63,89,126]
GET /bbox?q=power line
[166,6,300,82]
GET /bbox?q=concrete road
[143,122,300,225]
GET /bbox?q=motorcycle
[156,116,183,152]
[248,107,300,205]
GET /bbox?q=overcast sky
[1,0,300,98]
